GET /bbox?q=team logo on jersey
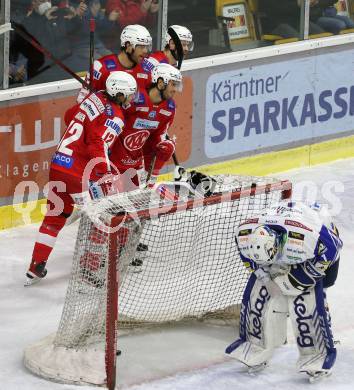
[124,130,150,151]
[288,231,304,240]
[105,119,123,135]
[137,72,148,79]
[148,110,157,119]
[133,118,159,130]
[93,61,103,79]
[93,69,102,80]
[240,218,259,225]
[52,152,73,169]
[81,100,99,121]
[238,229,251,236]
[141,59,155,72]
[105,103,114,117]
[104,59,117,70]
[134,93,146,104]
[285,220,312,232]
[317,240,327,255]
[159,109,172,117]
[167,99,175,110]
[136,106,149,112]
[75,112,85,123]
[89,94,105,113]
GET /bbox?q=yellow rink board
[2,134,354,230]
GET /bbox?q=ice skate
[24,261,47,286]
[247,361,268,374]
[306,370,332,383]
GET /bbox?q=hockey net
[24,174,291,389]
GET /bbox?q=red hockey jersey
[77,54,151,103]
[109,89,176,173]
[52,92,125,181]
[141,51,169,73]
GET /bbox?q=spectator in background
[10,1,47,84]
[102,1,159,52]
[20,0,82,82]
[310,0,354,34]
[105,0,158,30]
[259,0,325,39]
[68,0,113,71]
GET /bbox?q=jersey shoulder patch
[103,57,118,70]
[141,58,156,72]
[167,99,176,111]
[134,92,146,104]
[105,103,114,117]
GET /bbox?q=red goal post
[24,175,292,389]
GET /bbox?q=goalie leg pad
[226,273,288,367]
[289,281,336,374]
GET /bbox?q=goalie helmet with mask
[248,225,281,265]
[105,71,137,104]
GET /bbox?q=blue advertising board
[205,51,354,158]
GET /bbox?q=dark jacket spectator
[259,0,324,39]
[310,0,354,34]
[68,0,113,71]
[309,0,336,21]
[10,0,45,83]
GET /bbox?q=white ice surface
[1,158,354,389]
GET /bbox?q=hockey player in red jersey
[25,71,137,286]
[77,24,152,103]
[109,63,183,183]
[142,25,194,73]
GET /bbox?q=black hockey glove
[188,170,217,197]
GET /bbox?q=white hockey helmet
[248,225,280,265]
[164,25,194,51]
[105,71,137,99]
[120,24,152,51]
[151,63,183,91]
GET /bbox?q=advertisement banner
[0,78,193,204]
[0,96,75,199]
[223,3,249,40]
[205,50,354,158]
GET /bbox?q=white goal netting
[24,174,291,388]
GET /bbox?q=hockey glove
[174,165,188,182]
[89,173,118,200]
[254,267,271,284]
[188,170,217,197]
[155,139,175,162]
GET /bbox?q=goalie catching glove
[174,166,216,197]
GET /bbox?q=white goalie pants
[225,273,337,374]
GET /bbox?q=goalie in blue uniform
[226,201,343,381]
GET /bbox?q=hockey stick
[11,21,93,92]
[89,18,96,88]
[145,155,157,185]
[168,26,184,71]
[167,27,216,192]
[166,26,185,167]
